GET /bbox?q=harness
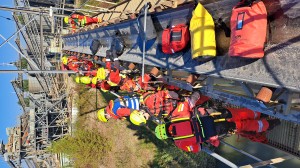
[140,92,178,119]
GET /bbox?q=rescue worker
[75,76,101,88]
[64,14,103,33]
[96,90,179,124]
[97,96,142,122]
[62,54,99,75]
[129,90,211,126]
[96,50,160,93]
[119,67,160,93]
[155,107,280,153]
[61,55,81,71]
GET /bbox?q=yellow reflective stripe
[210,112,222,116]
[107,81,118,86]
[196,115,205,138]
[178,104,182,112]
[84,16,86,20]
[171,117,190,122]
[214,118,226,122]
[120,74,126,78]
[139,95,144,104]
[186,146,191,152]
[173,134,194,140]
[76,15,79,18]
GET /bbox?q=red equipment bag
[229,1,267,58]
[162,24,190,54]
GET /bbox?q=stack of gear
[229,0,267,58]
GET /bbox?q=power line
[0,15,12,21]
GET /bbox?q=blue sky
[0,0,24,167]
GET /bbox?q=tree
[18,14,25,25]
[14,57,28,69]
[17,98,30,107]
[22,80,29,92]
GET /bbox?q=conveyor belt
[62,0,300,91]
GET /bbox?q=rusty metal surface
[63,0,300,91]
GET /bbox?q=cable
[0,15,13,21]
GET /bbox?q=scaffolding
[0,0,72,167]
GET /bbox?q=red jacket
[120,73,154,93]
[141,90,179,116]
[106,61,127,86]
[106,100,131,120]
[70,14,102,33]
[106,97,140,120]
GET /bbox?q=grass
[49,123,112,168]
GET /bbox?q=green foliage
[22,80,29,92]
[20,57,28,69]
[16,80,29,92]
[17,97,30,107]
[14,57,28,69]
[49,126,112,167]
[74,83,96,114]
[18,14,25,25]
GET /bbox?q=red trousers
[227,108,269,133]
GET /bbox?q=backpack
[162,24,190,54]
[229,1,267,58]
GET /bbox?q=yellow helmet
[97,68,106,80]
[75,77,80,83]
[62,56,68,65]
[81,76,91,84]
[64,17,69,24]
[130,110,146,126]
[97,108,108,122]
[92,77,98,84]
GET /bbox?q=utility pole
[40,9,44,70]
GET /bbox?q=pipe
[202,147,238,168]
[141,0,147,83]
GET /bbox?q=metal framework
[0,0,72,167]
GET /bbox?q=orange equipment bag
[229,1,267,58]
[162,24,190,54]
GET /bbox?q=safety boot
[267,119,281,131]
